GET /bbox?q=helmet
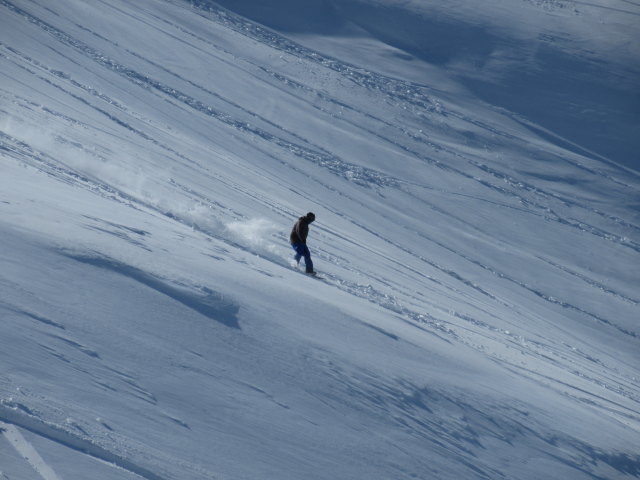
[306,212,316,223]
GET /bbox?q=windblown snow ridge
[60,251,240,328]
[0,403,169,480]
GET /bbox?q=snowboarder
[290,212,316,274]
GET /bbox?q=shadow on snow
[61,252,241,329]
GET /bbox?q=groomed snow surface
[1,0,639,479]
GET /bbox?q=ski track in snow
[1,421,61,480]
[0,411,168,480]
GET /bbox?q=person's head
[305,212,316,223]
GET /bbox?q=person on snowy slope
[290,212,316,274]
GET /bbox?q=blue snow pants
[291,243,314,273]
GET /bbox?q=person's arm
[296,221,309,244]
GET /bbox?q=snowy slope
[1,0,639,479]
[214,0,640,170]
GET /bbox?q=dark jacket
[290,216,310,244]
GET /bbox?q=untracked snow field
[1,0,639,479]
